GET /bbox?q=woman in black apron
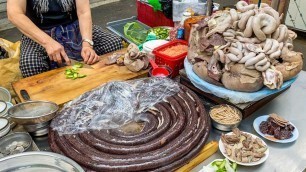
[7,0,122,77]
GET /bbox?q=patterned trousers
[20,25,122,77]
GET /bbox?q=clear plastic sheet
[173,1,207,22]
[173,1,219,22]
[51,78,180,135]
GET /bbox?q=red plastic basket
[153,40,188,77]
[137,1,174,27]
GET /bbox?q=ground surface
[0,0,305,70]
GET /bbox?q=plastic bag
[184,58,297,104]
[159,0,173,19]
[0,39,22,98]
[149,0,162,11]
[173,0,207,22]
[0,46,9,59]
[138,32,157,51]
[173,1,220,22]
[124,22,148,45]
[52,77,180,135]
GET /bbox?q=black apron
[26,0,78,30]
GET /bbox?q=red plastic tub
[153,40,188,77]
[137,1,174,28]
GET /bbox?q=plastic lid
[0,118,8,130]
[143,40,169,53]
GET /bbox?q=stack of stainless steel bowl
[8,101,59,136]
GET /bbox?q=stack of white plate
[0,87,12,118]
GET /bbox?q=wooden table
[12,49,148,105]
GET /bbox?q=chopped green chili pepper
[64,63,87,80]
[74,62,83,68]
[148,27,170,40]
[232,162,237,171]
[78,74,86,78]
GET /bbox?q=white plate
[253,115,299,143]
[0,101,6,113]
[219,132,269,166]
[0,102,13,118]
[0,87,11,103]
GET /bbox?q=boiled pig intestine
[188,1,303,92]
[123,44,149,72]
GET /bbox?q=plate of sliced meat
[219,128,269,166]
[253,114,299,143]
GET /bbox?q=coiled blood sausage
[49,85,211,171]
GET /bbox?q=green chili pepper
[65,64,87,80]
[78,74,86,78]
[66,74,74,79]
[148,27,169,40]
[74,62,83,68]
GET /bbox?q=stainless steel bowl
[8,101,59,125]
[0,151,84,172]
[0,132,32,156]
[23,122,50,136]
[209,104,242,131]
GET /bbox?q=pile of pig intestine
[187,1,303,92]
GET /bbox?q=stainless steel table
[29,72,306,171]
[192,71,306,172]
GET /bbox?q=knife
[69,58,93,69]
[20,89,31,101]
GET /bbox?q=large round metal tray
[0,151,84,172]
[8,101,59,125]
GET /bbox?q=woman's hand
[44,39,70,65]
[81,45,100,64]
[76,0,98,64]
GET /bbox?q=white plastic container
[143,40,169,54]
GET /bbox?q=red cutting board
[12,49,148,105]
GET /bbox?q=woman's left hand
[81,46,100,65]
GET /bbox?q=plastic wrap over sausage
[49,82,211,171]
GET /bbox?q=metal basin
[0,151,84,172]
[0,132,32,156]
[8,101,59,125]
[23,122,50,137]
[209,104,242,131]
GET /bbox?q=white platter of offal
[219,128,269,166]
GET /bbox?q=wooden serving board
[12,49,148,105]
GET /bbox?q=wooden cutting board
[12,49,148,105]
